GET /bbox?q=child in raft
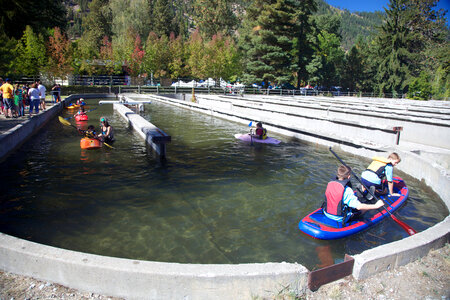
[98,117,115,144]
[76,98,86,106]
[322,165,384,223]
[358,153,401,199]
[74,106,86,118]
[251,122,267,140]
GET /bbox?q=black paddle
[329,147,416,236]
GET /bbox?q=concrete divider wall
[217,95,450,149]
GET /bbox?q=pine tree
[13,26,47,76]
[375,0,415,94]
[79,0,112,59]
[293,0,317,87]
[373,0,446,95]
[152,0,176,37]
[193,0,238,39]
[239,0,304,87]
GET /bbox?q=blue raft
[298,177,409,240]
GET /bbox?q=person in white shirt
[37,80,46,110]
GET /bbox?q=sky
[325,0,450,14]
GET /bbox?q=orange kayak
[80,137,102,149]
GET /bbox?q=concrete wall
[210,94,450,149]
[0,233,308,299]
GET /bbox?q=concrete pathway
[0,100,58,135]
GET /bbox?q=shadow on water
[0,99,447,270]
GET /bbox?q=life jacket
[255,127,267,140]
[366,157,391,179]
[323,179,350,216]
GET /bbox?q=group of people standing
[0,78,48,118]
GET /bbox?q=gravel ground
[1,244,449,300]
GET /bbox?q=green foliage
[78,0,112,59]
[314,0,383,50]
[186,30,207,79]
[0,32,17,76]
[12,26,47,76]
[152,0,176,37]
[373,0,447,95]
[239,0,304,86]
[143,33,171,78]
[407,72,432,100]
[193,0,238,39]
[0,0,67,39]
[306,26,345,88]
[203,34,241,81]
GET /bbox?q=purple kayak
[234,133,281,144]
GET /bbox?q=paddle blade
[390,214,417,235]
[58,116,71,126]
[103,142,114,149]
[248,121,252,127]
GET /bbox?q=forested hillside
[315,0,384,50]
[0,0,447,99]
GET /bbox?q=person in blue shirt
[359,153,401,199]
[323,165,384,223]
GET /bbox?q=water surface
[0,99,447,270]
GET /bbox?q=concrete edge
[0,233,308,299]
[352,216,450,279]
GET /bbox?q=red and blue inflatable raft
[298,177,409,240]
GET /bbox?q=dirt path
[1,244,449,299]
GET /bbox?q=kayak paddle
[58,116,114,149]
[248,121,253,145]
[329,147,416,236]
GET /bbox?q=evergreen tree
[193,0,238,39]
[0,33,17,76]
[152,0,176,37]
[375,0,416,94]
[12,26,47,76]
[373,0,446,95]
[292,0,317,87]
[239,0,303,87]
[78,0,112,59]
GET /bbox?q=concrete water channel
[0,93,449,299]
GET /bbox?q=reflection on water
[0,99,447,270]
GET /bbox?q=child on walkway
[359,153,401,198]
[323,165,384,223]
